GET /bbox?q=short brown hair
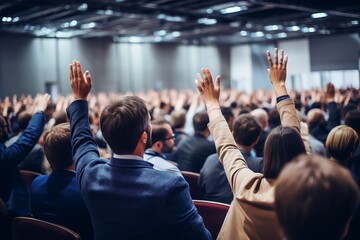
[275,154,359,240]
[326,125,359,164]
[43,123,72,170]
[100,96,149,154]
[233,114,261,146]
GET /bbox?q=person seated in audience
[30,123,93,240]
[326,125,359,168]
[66,61,211,240]
[200,111,262,204]
[176,111,216,173]
[195,48,306,239]
[5,111,45,174]
[0,94,49,217]
[250,108,270,157]
[144,120,182,176]
[324,124,360,240]
[199,107,235,204]
[170,109,189,146]
[275,154,359,240]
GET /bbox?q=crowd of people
[0,48,360,239]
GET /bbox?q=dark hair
[263,126,306,179]
[43,123,72,170]
[151,120,170,144]
[268,108,281,129]
[345,110,360,136]
[221,107,234,123]
[275,154,359,240]
[170,109,186,129]
[100,96,149,154]
[193,111,209,133]
[17,111,32,131]
[54,110,68,126]
[233,114,261,146]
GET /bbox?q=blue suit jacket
[0,112,45,216]
[67,100,211,240]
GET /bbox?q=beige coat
[208,99,300,240]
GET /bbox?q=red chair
[193,200,230,239]
[181,171,204,200]
[12,217,81,240]
[20,170,42,189]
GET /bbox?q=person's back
[0,95,49,216]
[30,123,93,240]
[177,111,216,173]
[66,61,210,240]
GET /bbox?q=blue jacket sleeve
[4,112,46,165]
[66,100,100,184]
[326,101,341,132]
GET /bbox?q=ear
[141,131,148,144]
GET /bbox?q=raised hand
[194,68,220,109]
[266,48,288,97]
[33,94,51,113]
[69,61,92,100]
[325,82,335,102]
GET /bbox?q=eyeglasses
[163,134,175,141]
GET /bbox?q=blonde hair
[325,125,359,163]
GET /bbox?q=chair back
[12,217,81,240]
[193,200,230,239]
[20,170,42,189]
[181,171,204,200]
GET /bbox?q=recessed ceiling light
[252,31,264,37]
[240,30,248,36]
[311,12,328,19]
[277,32,287,38]
[198,18,217,25]
[172,31,181,37]
[220,6,247,14]
[128,36,142,43]
[351,20,359,25]
[287,26,300,31]
[264,25,281,31]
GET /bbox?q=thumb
[84,71,92,86]
[215,75,221,92]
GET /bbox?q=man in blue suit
[30,123,93,240]
[0,94,49,217]
[66,61,211,240]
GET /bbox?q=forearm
[67,100,99,173]
[276,98,300,133]
[5,112,46,164]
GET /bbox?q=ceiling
[0,0,360,44]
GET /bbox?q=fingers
[215,75,220,91]
[84,71,92,86]
[274,48,278,65]
[279,50,284,64]
[283,55,288,68]
[266,51,273,67]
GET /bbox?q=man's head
[233,114,261,148]
[345,110,360,136]
[307,108,325,129]
[250,108,269,130]
[275,154,359,240]
[100,96,151,155]
[17,111,32,132]
[149,120,175,154]
[43,123,73,170]
[193,111,209,136]
[170,109,186,130]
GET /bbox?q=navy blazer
[0,112,46,216]
[67,100,211,240]
[30,170,93,240]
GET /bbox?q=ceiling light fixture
[277,32,287,38]
[220,6,247,14]
[81,22,96,29]
[311,12,328,19]
[287,26,300,31]
[240,30,248,36]
[198,18,217,25]
[172,31,181,37]
[264,25,281,31]
[128,36,143,43]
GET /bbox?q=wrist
[205,101,220,110]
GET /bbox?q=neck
[237,144,252,153]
